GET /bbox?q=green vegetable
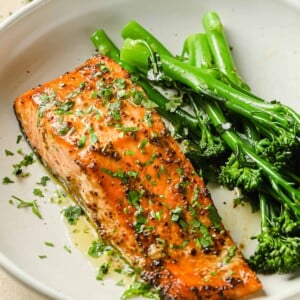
[202,12,249,90]
[248,193,300,273]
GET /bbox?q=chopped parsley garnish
[88,240,114,258]
[16,135,23,144]
[88,126,98,145]
[121,280,160,300]
[12,153,35,176]
[101,168,138,184]
[39,255,47,259]
[133,212,153,233]
[2,177,14,184]
[207,204,222,230]
[222,246,237,264]
[113,78,127,89]
[62,205,84,225]
[96,262,110,280]
[77,135,87,148]
[170,206,183,222]
[127,190,140,209]
[115,125,138,135]
[144,111,153,127]
[130,90,158,109]
[138,139,148,154]
[11,195,42,219]
[36,176,50,186]
[57,124,70,136]
[5,149,14,156]
[108,100,122,121]
[64,245,72,253]
[55,100,74,114]
[150,209,163,220]
[33,188,44,197]
[195,224,213,249]
[140,154,157,167]
[44,241,55,247]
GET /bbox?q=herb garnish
[12,153,35,176]
[96,262,110,280]
[121,280,160,300]
[88,240,114,258]
[10,195,42,219]
[62,205,84,225]
[5,149,14,156]
[2,177,14,184]
[36,176,50,186]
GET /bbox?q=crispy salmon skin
[14,55,262,299]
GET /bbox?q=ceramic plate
[1,0,300,299]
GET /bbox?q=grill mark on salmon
[14,55,262,299]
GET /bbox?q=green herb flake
[144,111,153,127]
[62,205,84,225]
[57,124,70,136]
[138,139,148,154]
[39,255,47,259]
[33,188,44,197]
[88,240,114,258]
[44,241,55,247]
[96,262,110,281]
[223,246,237,264]
[207,204,222,230]
[5,149,14,156]
[141,153,157,167]
[170,206,183,222]
[134,212,148,233]
[108,101,122,121]
[16,135,23,144]
[64,245,72,253]
[88,126,98,145]
[127,190,140,208]
[195,224,213,249]
[2,177,14,185]
[13,153,35,176]
[124,150,135,156]
[77,135,87,148]
[113,78,127,89]
[150,209,163,220]
[121,280,160,300]
[37,176,51,187]
[11,195,42,219]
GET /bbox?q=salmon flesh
[14,55,262,299]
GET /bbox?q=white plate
[1,0,300,299]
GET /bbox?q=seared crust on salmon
[14,55,262,299]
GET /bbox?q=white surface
[0,0,300,299]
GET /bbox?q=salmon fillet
[14,55,262,299]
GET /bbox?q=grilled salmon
[14,55,262,299]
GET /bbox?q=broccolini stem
[91,29,120,61]
[121,20,173,57]
[182,33,213,69]
[202,11,250,91]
